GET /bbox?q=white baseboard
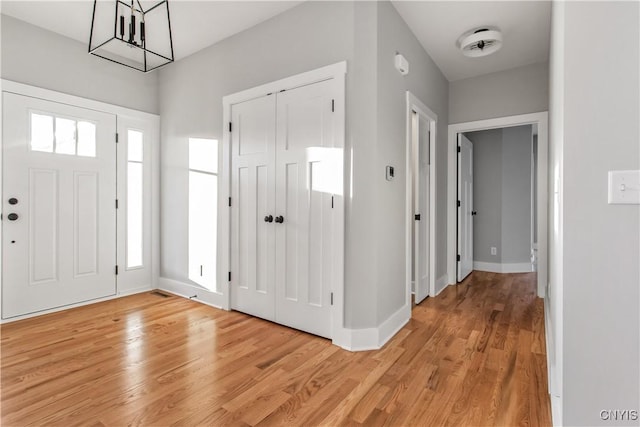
[550,394,562,426]
[434,274,448,296]
[473,261,533,274]
[157,277,228,310]
[334,303,410,351]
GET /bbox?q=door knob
[275,216,284,224]
[471,211,477,216]
[7,213,19,221]
[8,198,18,205]
[264,215,273,223]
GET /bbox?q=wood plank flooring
[1,271,551,426]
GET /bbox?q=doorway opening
[447,112,548,297]
[458,125,539,281]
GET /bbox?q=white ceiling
[1,1,550,81]
[392,1,551,81]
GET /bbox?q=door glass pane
[30,113,54,153]
[55,117,76,155]
[128,130,143,162]
[189,171,217,291]
[127,162,143,268]
[189,138,218,173]
[77,121,96,157]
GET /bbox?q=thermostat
[386,166,395,181]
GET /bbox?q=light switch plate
[608,170,640,204]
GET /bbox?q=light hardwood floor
[1,271,551,426]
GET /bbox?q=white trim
[221,62,347,344]
[157,278,226,310]
[0,285,152,324]
[447,112,549,297]
[550,394,562,426]
[405,92,437,306]
[434,274,449,296]
[473,261,533,274]
[222,61,347,107]
[335,304,410,352]
[1,80,159,121]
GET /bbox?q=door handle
[8,198,18,205]
[7,213,19,221]
[471,211,477,216]
[275,216,284,224]
[264,215,273,223]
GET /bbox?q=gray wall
[550,1,640,425]
[449,61,549,124]
[501,125,532,264]
[1,15,158,114]
[375,1,449,322]
[158,0,449,329]
[466,129,502,263]
[466,125,532,265]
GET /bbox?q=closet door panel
[230,94,276,321]
[275,80,336,338]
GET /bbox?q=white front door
[230,94,277,321]
[414,112,430,303]
[2,93,117,318]
[274,80,335,339]
[457,133,474,281]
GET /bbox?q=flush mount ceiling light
[89,0,174,72]
[458,28,503,58]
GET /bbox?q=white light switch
[608,170,640,204]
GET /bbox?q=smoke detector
[458,28,503,58]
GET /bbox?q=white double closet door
[230,79,337,339]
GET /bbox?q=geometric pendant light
[88,0,174,72]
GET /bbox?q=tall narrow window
[127,130,144,268]
[188,138,218,291]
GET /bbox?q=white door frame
[447,112,549,297]
[0,79,160,322]
[405,92,437,303]
[221,61,347,343]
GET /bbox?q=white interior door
[274,80,336,339]
[230,94,277,321]
[457,133,474,281]
[414,113,430,303]
[2,92,117,318]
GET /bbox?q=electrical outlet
[491,247,497,256]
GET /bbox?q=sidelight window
[127,130,144,268]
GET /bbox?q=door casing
[221,62,346,344]
[405,92,437,304]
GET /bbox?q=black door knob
[8,198,18,205]
[275,216,284,224]
[264,215,273,223]
[7,213,19,221]
[471,211,477,216]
